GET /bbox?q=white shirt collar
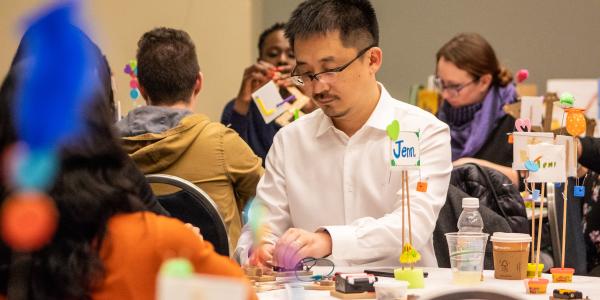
[315,82,401,138]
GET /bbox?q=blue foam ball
[130,89,139,99]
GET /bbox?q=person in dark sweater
[221,23,316,162]
[435,33,518,184]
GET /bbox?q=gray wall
[262,0,600,101]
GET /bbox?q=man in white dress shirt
[236,0,452,268]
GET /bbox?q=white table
[257,267,600,300]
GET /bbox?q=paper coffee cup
[490,232,532,280]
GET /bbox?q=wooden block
[304,281,335,291]
[255,281,278,286]
[276,276,303,283]
[243,266,259,276]
[319,279,335,286]
[503,102,520,120]
[262,268,274,276]
[274,270,313,277]
[257,275,276,282]
[274,86,310,127]
[254,283,283,292]
[330,290,376,299]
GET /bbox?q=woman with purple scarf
[436,33,519,184]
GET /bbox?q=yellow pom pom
[399,243,422,264]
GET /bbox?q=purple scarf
[438,84,516,160]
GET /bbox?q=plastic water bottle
[457,197,484,233]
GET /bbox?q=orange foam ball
[1,192,58,251]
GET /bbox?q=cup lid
[490,232,532,243]
[373,280,409,288]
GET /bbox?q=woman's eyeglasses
[434,77,478,97]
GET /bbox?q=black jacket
[473,114,515,167]
[580,137,600,173]
[434,185,512,269]
[450,163,528,234]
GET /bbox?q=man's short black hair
[258,22,286,54]
[136,27,200,105]
[285,0,379,50]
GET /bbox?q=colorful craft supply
[386,120,400,140]
[516,69,529,83]
[124,59,141,101]
[0,192,57,251]
[524,160,539,172]
[559,92,575,108]
[276,95,296,107]
[565,108,586,136]
[574,186,585,197]
[515,118,532,132]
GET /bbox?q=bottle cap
[462,197,479,208]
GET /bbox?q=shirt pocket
[381,168,403,211]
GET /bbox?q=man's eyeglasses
[290,44,376,87]
[434,77,478,97]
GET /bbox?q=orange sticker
[508,134,514,144]
[416,181,428,192]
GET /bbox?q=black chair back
[146,174,229,256]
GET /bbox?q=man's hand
[249,243,274,267]
[272,228,332,270]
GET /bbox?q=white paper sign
[547,79,598,119]
[251,80,287,123]
[520,96,544,127]
[554,135,577,177]
[512,132,554,170]
[389,131,420,170]
[157,273,246,300]
[527,143,566,183]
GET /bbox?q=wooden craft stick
[405,171,412,245]
[530,181,536,263]
[535,184,546,278]
[562,178,568,269]
[401,171,406,250]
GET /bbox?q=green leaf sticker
[386,120,400,140]
[391,159,396,166]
